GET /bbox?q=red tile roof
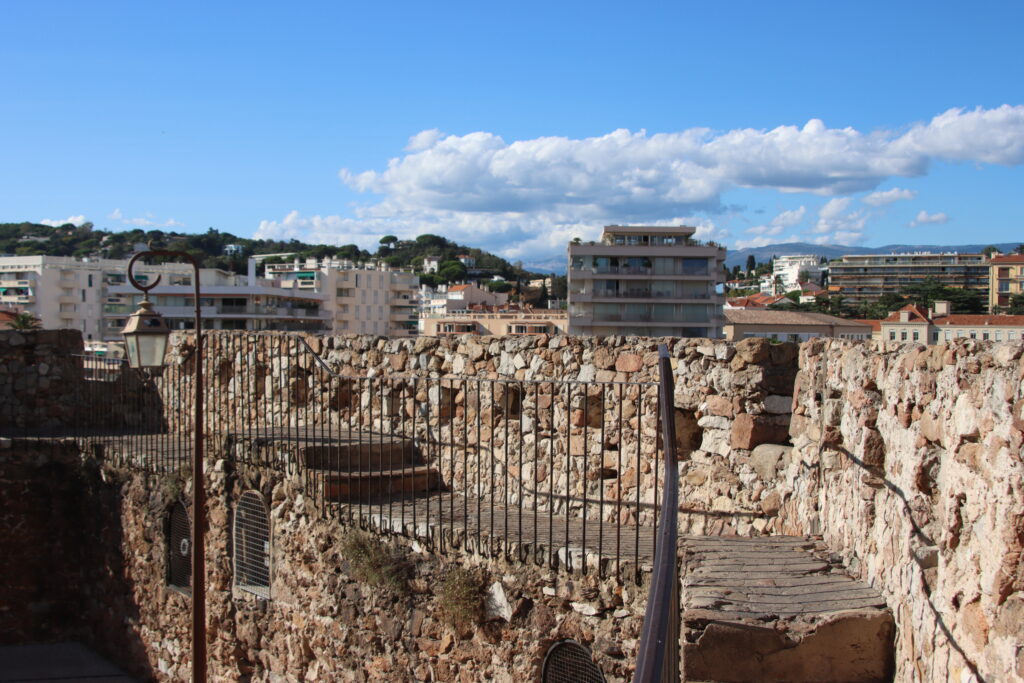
[449,284,470,291]
[991,254,1024,264]
[933,314,1024,326]
[0,309,17,325]
[882,304,930,323]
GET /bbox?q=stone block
[749,444,790,481]
[614,354,643,373]
[730,413,790,451]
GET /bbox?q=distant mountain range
[529,241,1022,274]
[723,242,1023,269]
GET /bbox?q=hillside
[0,222,539,284]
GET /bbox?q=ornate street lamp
[122,249,207,683]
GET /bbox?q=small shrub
[437,566,487,627]
[340,529,412,595]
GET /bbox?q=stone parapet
[781,339,1024,682]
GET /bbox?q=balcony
[59,295,77,305]
[0,294,34,304]
[58,278,77,288]
[0,279,34,287]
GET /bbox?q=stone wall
[2,435,656,682]
[0,330,83,432]
[163,332,799,535]
[780,339,1024,682]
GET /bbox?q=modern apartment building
[264,258,420,337]
[772,255,823,292]
[418,282,509,319]
[0,254,421,342]
[102,260,331,340]
[828,252,989,304]
[567,225,726,337]
[421,308,568,336]
[0,255,199,341]
[989,254,1024,311]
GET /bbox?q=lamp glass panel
[138,332,169,368]
[125,335,141,368]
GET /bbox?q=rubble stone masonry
[2,331,1022,680]
[780,339,1024,681]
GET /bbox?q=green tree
[745,255,756,273]
[437,260,467,282]
[982,245,999,258]
[7,312,41,330]
[1016,244,1024,255]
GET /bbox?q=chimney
[932,300,951,317]
[899,310,910,322]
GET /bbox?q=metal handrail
[632,344,680,682]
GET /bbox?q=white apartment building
[0,255,199,341]
[102,259,331,339]
[265,258,419,337]
[772,255,822,293]
[567,225,726,338]
[0,254,421,341]
[418,282,510,321]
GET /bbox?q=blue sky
[3,1,1022,270]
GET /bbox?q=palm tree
[7,312,42,330]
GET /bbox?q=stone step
[322,466,442,502]
[679,535,894,683]
[302,438,421,471]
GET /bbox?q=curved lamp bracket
[126,250,163,295]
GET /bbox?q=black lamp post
[121,250,207,683]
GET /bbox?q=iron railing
[50,333,670,584]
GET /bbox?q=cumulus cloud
[107,208,184,228]
[909,210,949,227]
[40,215,88,227]
[862,187,917,206]
[255,105,1024,262]
[811,198,866,244]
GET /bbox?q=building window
[87,274,93,287]
[80,289,86,302]
[168,501,192,593]
[983,332,990,341]
[889,331,896,341]
[995,331,1003,341]
[900,331,907,341]
[234,491,271,599]
[912,331,919,341]
[970,331,977,339]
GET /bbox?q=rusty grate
[168,500,192,593]
[542,640,605,683]
[234,491,271,599]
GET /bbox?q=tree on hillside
[798,269,810,283]
[1016,244,1024,255]
[982,245,999,258]
[745,255,756,273]
[437,260,467,282]
[7,312,41,330]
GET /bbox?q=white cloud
[909,210,949,227]
[862,187,917,206]
[255,105,1024,264]
[811,198,866,244]
[40,215,88,227]
[107,209,184,228]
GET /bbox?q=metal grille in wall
[542,641,605,683]
[234,491,271,599]
[168,500,192,593]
